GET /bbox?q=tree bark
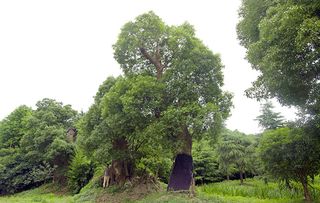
[227,174,230,181]
[139,47,164,80]
[300,175,312,202]
[179,126,192,155]
[109,137,132,186]
[239,171,244,185]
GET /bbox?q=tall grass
[198,178,320,203]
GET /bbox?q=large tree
[237,0,320,115]
[79,76,172,185]
[113,12,232,191]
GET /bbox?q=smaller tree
[255,101,284,130]
[259,127,320,202]
[20,98,78,184]
[193,139,222,184]
[0,105,32,148]
[217,130,252,184]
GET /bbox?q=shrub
[67,150,94,194]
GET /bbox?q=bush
[67,150,94,194]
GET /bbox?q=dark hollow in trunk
[167,153,193,191]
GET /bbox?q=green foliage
[259,127,320,200]
[113,11,232,159]
[77,77,117,164]
[259,128,320,181]
[134,139,172,183]
[67,150,94,194]
[216,130,256,181]
[256,101,284,130]
[193,139,223,184]
[0,98,78,194]
[0,105,32,148]
[237,0,320,115]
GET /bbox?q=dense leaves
[255,101,284,130]
[67,150,94,194]
[237,0,320,115]
[193,139,222,184]
[216,130,256,184]
[259,127,320,201]
[0,99,78,194]
[114,11,232,155]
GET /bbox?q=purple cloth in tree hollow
[167,153,193,191]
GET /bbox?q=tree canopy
[0,99,78,194]
[113,11,232,150]
[255,101,284,130]
[237,0,320,115]
[259,127,320,201]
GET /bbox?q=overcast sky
[0,0,296,134]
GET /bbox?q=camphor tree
[78,76,172,186]
[113,12,232,190]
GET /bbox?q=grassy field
[0,184,73,203]
[197,178,318,203]
[1,178,319,203]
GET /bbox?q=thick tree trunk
[300,176,312,202]
[108,137,132,186]
[239,171,244,185]
[167,127,193,191]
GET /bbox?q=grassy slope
[1,178,319,203]
[0,184,73,203]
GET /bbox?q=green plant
[67,150,94,194]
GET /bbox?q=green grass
[1,178,320,203]
[0,184,74,203]
[197,178,320,203]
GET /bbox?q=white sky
[0,0,296,134]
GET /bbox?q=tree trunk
[239,171,244,185]
[300,176,312,202]
[167,127,193,191]
[108,137,132,186]
[227,174,230,181]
